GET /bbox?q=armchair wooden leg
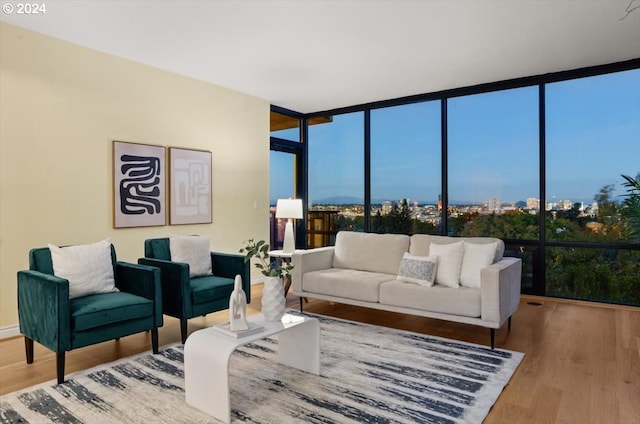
[490,328,495,350]
[180,319,188,344]
[56,352,65,384]
[508,316,512,331]
[25,337,34,364]
[151,328,159,354]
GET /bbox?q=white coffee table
[184,313,320,423]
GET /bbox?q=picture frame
[112,140,166,228]
[169,147,212,225]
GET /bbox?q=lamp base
[282,220,295,254]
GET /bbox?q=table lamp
[276,198,303,254]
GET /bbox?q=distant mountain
[311,196,441,205]
[312,196,363,205]
[301,196,531,207]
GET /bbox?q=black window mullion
[364,110,371,232]
[441,98,448,236]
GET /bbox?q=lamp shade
[275,198,303,219]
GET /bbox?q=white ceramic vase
[262,276,285,322]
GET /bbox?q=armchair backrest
[29,245,117,276]
[144,238,172,261]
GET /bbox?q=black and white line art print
[113,141,166,228]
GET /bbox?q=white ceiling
[2,0,639,113]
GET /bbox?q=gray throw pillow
[396,252,438,287]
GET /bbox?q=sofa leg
[56,352,65,384]
[151,328,159,354]
[180,319,188,344]
[490,329,495,350]
[299,297,303,312]
[25,337,34,364]
[508,316,512,331]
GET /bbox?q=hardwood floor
[1,287,638,423]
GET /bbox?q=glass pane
[504,243,536,291]
[269,151,296,250]
[546,246,640,306]
[371,101,441,234]
[546,69,640,242]
[448,87,540,239]
[308,112,364,243]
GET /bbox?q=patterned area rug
[0,312,523,423]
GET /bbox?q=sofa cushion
[333,231,410,275]
[409,234,505,262]
[460,241,498,288]
[71,292,153,332]
[379,281,481,318]
[429,241,465,288]
[396,253,438,287]
[302,268,396,303]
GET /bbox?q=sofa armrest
[291,247,335,293]
[211,252,251,303]
[17,270,70,352]
[480,257,522,326]
[138,257,191,318]
[116,261,163,327]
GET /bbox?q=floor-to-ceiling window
[308,112,364,241]
[545,69,640,305]
[447,87,540,291]
[276,61,639,305]
[270,110,303,249]
[370,101,441,235]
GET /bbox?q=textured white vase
[262,276,285,321]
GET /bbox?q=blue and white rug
[0,313,523,423]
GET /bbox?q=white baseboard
[0,325,20,340]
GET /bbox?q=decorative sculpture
[229,274,249,331]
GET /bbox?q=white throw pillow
[396,253,438,287]
[169,235,213,278]
[429,241,465,288]
[460,241,498,289]
[48,238,118,299]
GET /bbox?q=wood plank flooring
[1,287,638,423]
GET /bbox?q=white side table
[184,313,320,423]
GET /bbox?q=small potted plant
[240,239,293,321]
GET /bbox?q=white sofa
[291,231,522,348]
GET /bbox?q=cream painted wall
[0,23,271,330]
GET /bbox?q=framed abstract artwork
[168,147,212,225]
[112,140,166,228]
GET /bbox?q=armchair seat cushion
[71,292,154,332]
[190,275,235,305]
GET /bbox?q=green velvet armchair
[138,237,250,343]
[17,244,163,384]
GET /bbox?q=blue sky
[272,69,640,206]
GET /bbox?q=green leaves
[621,174,640,243]
[240,238,294,277]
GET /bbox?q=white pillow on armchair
[169,235,213,277]
[49,238,118,299]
